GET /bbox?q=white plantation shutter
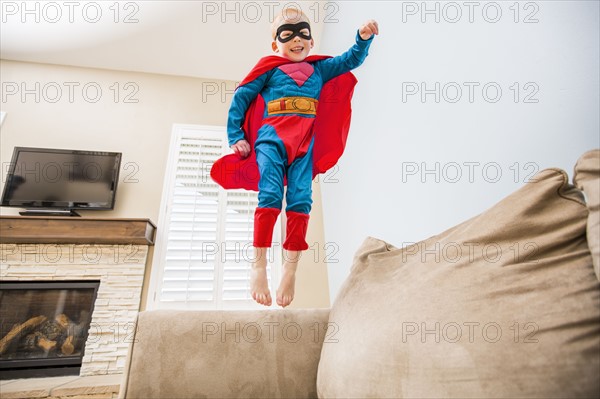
[150,125,281,310]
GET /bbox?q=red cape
[210,55,357,191]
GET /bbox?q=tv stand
[19,209,81,217]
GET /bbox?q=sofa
[119,150,600,399]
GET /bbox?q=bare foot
[251,247,271,306]
[277,261,298,308]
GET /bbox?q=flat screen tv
[1,147,122,216]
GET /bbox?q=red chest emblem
[278,62,314,87]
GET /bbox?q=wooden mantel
[0,216,156,245]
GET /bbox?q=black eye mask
[276,22,312,43]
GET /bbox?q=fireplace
[1,217,155,377]
[0,280,100,379]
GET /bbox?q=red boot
[283,211,310,251]
[253,207,281,247]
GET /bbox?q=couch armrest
[119,308,330,399]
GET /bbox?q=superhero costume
[211,31,373,251]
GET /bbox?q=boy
[211,9,378,307]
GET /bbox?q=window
[148,124,281,310]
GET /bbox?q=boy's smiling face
[271,11,314,62]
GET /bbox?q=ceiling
[0,0,325,81]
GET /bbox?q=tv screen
[1,147,122,212]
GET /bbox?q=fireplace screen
[0,281,100,379]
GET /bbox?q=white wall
[0,60,230,222]
[318,1,600,300]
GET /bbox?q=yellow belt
[267,96,318,116]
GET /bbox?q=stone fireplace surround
[0,216,155,382]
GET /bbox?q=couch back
[120,309,329,399]
[317,152,600,398]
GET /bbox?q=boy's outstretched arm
[226,72,270,157]
[316,19,379,83]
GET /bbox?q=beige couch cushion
[121,309,329,399]
[574,149,600,280]
[317,168,600,398]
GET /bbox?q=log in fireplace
[0,280,100,379]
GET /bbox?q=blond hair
[271,8,311,39]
